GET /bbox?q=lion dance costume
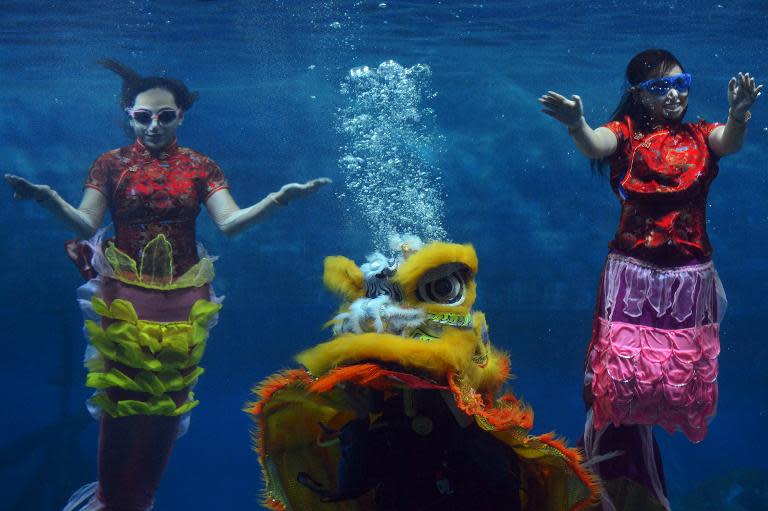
[247,239,599,511]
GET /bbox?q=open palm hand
[5,173,52,202]
[539,91,584,128]
[728,72,763,120]
[275,177,332,205]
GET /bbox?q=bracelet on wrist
[729,109,751,124]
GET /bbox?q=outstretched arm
[206,177,331,237]
[4,174,107,237]
[539,91,617,160]
[708,72,763,157]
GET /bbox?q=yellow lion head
[298,240,507,394]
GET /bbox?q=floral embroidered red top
[604,116,721,265]
[84,139,228,275]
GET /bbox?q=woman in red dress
[539,49,762,509]
[5,60,330,511]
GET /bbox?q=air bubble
[336,60,448,252]
[349,66,371,78]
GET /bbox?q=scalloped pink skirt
[590,319,719,442]
[588,253,726,443]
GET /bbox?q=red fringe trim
[447,371,533,430]
[309,363,448,393]
[246,369,312,510]
[534,432,601,511]
[248,365,599,511]
[498,355,511,381]
[246,368,311,416]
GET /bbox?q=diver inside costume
[248,237,599,511]
[299,386,524,510]
[5,60,329,511]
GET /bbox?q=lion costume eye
[416,264,467,305]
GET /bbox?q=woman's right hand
[539,91,584,128]
[4,174,53,203]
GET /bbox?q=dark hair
[100,59,199,111]
[593,49,685,173]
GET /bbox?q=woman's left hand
[274,177,332,205]
[728,72,763,120]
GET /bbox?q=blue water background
[1,1,767,509]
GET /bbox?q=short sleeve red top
[603,116,722,265]
[84,139,228,275]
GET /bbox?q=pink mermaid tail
[62,410,180,511]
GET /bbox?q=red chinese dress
[605,116,720,265]
[85,139,228,275]
[582,117,727,510]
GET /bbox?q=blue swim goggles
[636,73,692,96]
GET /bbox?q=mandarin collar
[652,120,682,132]
[631,116,684,140]
[131,139,179,160]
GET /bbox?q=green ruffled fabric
[85,296,221,417]
[104,234,215,290]
[89,392,200,417]
[86,367,205,396]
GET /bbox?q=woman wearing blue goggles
[635,72,692,96]
[539,48,763,511]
